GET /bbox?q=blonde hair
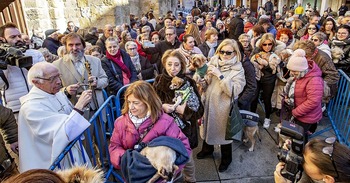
[215,39,242,62]
[258,33,276,51]
[185,23,202,45]
[121,81,162,123]
[204,27,218,40]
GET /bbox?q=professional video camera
[277,120,305,182]
[0,44,33,70]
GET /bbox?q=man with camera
[0,23,44,119]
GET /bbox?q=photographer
[274,138,350,183]
[0,23,44,118]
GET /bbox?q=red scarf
[106,50,131,78]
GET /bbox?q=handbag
[225,86,244,141]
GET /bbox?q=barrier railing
[49,79,154,182]
[310,70,350,147]
[49,95,124,182]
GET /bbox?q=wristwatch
[219,75,224,80]
[64,87,72,98]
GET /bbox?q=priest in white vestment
[18,62,92,172]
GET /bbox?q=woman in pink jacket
[109,80,191,170]
[285,49,324,142]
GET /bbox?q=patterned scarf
[130,54,142,73]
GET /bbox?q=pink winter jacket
[109,112,191,169]
[292,61,324,124]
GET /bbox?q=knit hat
[287,49,308,72]
[45,29,59,38]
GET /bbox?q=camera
[277,120,305,182]
[0,44,33,70]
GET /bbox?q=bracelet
[73,108,84,115]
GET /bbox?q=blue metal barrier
[310,70,350,147]
[49,95,124,182]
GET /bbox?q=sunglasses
[262,43,273,46]
[219,50,234,55]
[322,137,339,181]
[308,27,317,30]
[311,38,319,42]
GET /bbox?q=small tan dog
[56,166,105,183]
[190,54,209,94]
[140,146,178,183]
[241,110,261,152]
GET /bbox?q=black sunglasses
[219,50,234,55]
[262,43,273,46]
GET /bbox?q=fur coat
[200,55,246,145]
[153,73,204,149]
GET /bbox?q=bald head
[104,24,114,38]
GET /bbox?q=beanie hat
[287,49,308,72]
[45,29,59,38]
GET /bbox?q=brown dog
[140,146,179,183]
[56,166,105,183]
[243,125,261,152]
[190,54,209,94]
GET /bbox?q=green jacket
[0,105,18,163]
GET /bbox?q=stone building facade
[20,0,177,35]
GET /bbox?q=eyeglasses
[240,40,249,43]
[262,43,273,46]
[36,74,62,82]
[322,137,339,180]
[127,47,137,50]
[308,27,317,30]
[337,32,348,35]
[219,50,235,55]
[311,38,319,42]
[165,33,174,36]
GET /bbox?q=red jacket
[292,61,324,123]
[109,112,191,169]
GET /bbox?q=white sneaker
[263,118,271,129]
[274,126,281,133]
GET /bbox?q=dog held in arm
[190,54,209,94]
[169,76,200,129]
[140,146,178,183]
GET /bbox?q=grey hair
[125,41,137,49]
[27,62,55,85]
[312,32,327,42]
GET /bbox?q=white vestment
[18,86,91,172]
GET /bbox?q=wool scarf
[206,41,217,58]
[106,50,131,78]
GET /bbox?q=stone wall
[20,0,176,36]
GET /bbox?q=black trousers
[251,80,276,119]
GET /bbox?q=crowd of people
[1,1,350,183]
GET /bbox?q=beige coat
[200,55,246,145]
[53,55,108,110]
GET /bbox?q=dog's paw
[248,147,254,152]
[243,139,248,143]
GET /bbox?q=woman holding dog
[250,33,281,129]
[109,81,191,170]
[274,137,350,183]
[198,39,246,172]
[330,24,350,75]
[153,49,204,183]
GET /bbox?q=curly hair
[277,28,293,40]
[292,40,316,58]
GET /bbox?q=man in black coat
[142,26,181,73]
[228,9,246,41]
[42,29,60,55]
[339,3,348,16]
[96,24,114,55]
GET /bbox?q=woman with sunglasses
[274,137,350,183]
[300,23,320,41]
[330,24,350,75]
[311,32,331,58]
[250,33,281,129]
[197,39,245,172]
